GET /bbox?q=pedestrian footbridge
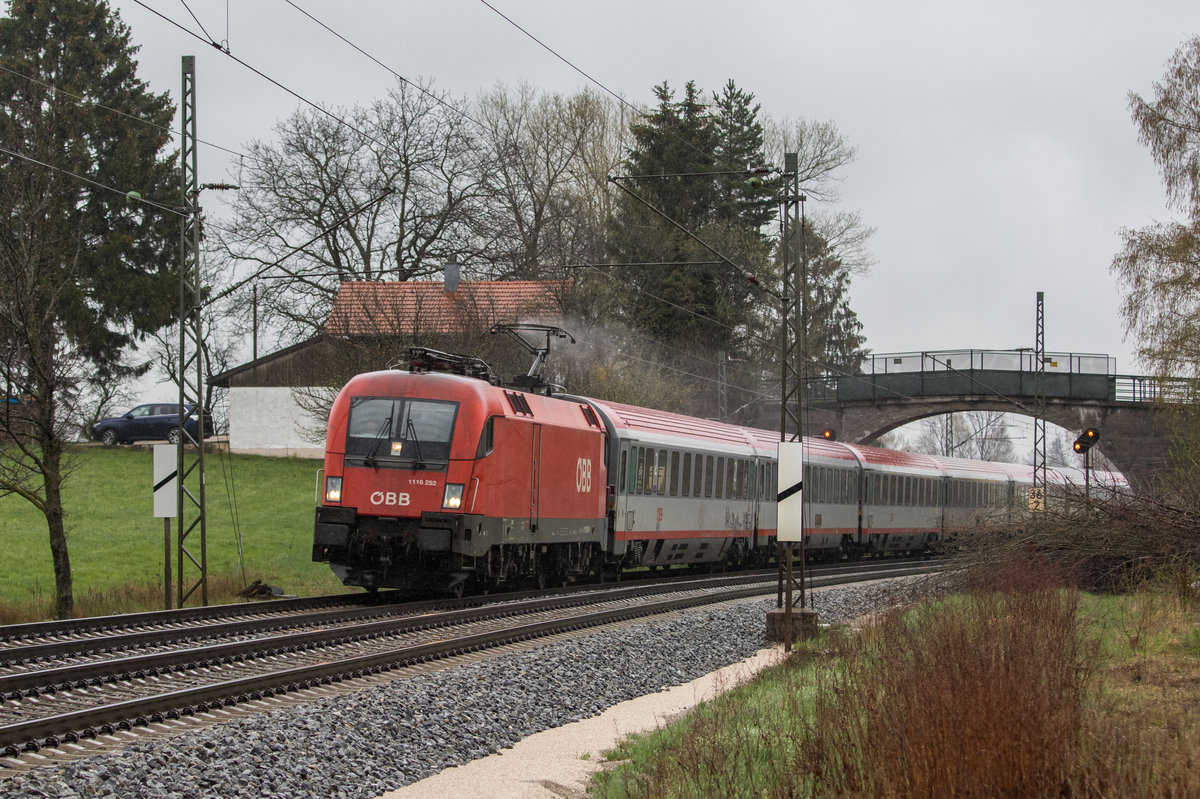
[803,349,1188,488]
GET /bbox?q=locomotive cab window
[476,416,496,458]
[345,397,457,466]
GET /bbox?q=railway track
[0,559,937,758]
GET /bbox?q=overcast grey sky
[110,0,1198,377]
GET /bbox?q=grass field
[0,446,350,622]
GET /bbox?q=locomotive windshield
[345,397,458,466]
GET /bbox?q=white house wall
[228,387,325,458]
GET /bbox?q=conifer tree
[0,0,178,618]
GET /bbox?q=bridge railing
[863,349,1117,376]
[803,350,1196,406]
[1114,375,1200,404]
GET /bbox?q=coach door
[530,424,542,529]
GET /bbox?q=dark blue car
[91,403,215,446]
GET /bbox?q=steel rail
[0,561,929,667]
[0,562,940,756]
[0,582,769,755]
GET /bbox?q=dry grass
[0,572,284,625]
[592,557,1200,799]
[804,563,1090,797]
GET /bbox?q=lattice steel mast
[176,55,207,607]
[1032,291,1047,507]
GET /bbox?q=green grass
[0,446,350,621]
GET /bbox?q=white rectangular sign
[777,442,803,542]
[153,444,177,518]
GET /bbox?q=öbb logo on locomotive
[370,491,411,507]
[576,457,592,493]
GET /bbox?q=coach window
[670,452,680,497]
[725,459,735,499]
[619,450,628,496]
[633,447,645,495]
[704,455,714,497]
[656,449,668,495]
[714,457,725,498]
[696,456,706,497]
[681,453,692,497]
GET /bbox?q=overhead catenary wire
[129,0,411,169]
[280,0,488,131]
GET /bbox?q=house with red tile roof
[325,279,563,337]
[212,276,565,456]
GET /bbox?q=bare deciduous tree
[215,78,484,345]
[1111,35,1200,378]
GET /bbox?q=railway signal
[1072,428,1099,454]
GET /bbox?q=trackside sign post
[768,441,816,648]
[153,444,175,609]
[777,442,803,542]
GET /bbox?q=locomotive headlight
[443,483,465,509]
[390,441,403,455]
[324,476,343,503]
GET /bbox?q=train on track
[312,349,1123,594]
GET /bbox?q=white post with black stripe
[768,441,818,646]
[153,444,175,610]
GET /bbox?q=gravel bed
[0,583,899,799]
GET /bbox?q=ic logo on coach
[370,491,411,507]
[575,458,592,493]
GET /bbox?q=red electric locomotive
[312,363,610,593]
